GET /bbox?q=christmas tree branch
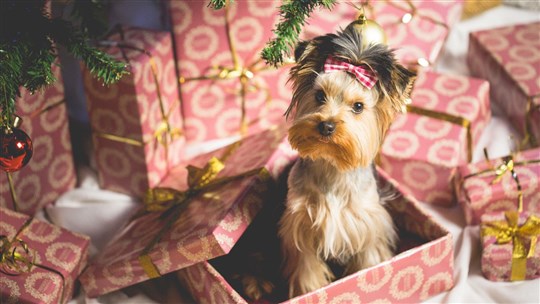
[208,0,229,9]
[262,0,337,66]
[0,0,126,128]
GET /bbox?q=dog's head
[286,25,416,171]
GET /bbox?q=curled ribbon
[0,218,34,275]
[406,104,473,162]
[0,217,67,303]
[178,4,292,135]
[481,211,540,281]
[136,156,270,278]
[95,31,182,167]
[323,56,378,89]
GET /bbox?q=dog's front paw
[240,274,274,301]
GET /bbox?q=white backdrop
[46,4,540,303]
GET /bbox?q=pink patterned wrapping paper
[0,207,90,304]
[480,211,540,281]
[83,26,185,198]
[79,127,297,297]
[176,168,454,303]
[169,0,292,143]
[455,148,540,225]
[379,69,491,207]
[0,64,76,215]
[302,0,463,67]
[468,22,540,147]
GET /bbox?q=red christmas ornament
[0,116,33,172]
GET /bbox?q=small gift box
[480,211,540,281]
[0,207,90,303]
[379,69,491,206]
[303,0,463,68]
[169,1,292,142]
[0,64,76,215]
[176,169,455,303]
[83,26,185,198]
[79,126,297,297]
[468,22,540,147]
[455,148,540,225]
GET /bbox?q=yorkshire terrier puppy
[280,26,416,297]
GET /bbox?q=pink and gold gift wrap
[0,207,90,304]
[379,70,491,207]
[468,22,540,147]
[79,127,297,297]
[169,0,292,142]
[480,211,540,281]
[176,169,454,303]
[0,64,76,215]
[455,148,540,225]
[303,0,463,67]
[83,26,185,198]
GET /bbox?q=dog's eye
[315,90,326,103]
[352,102,364,114]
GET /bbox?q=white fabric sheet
[46,4,540,303]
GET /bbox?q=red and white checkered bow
[323,56,378,89]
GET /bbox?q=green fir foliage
[262,0,337,66]
[0,0,127,127]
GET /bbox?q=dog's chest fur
[286,159,381,264]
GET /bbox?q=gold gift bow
[524,95,540,147]
[361,0,449,67]
[4,98,66,212]
[136,156,270,278]
[178,3,292,135]
[0,216,67,304]
[406,104,473,162]
[94,38,183,167]
[481,211,540,281]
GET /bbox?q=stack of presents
[1,1,539,303]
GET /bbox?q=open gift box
[79,126,297,297]
[176,168,455,303]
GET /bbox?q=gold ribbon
[481,211,540,281]
[0,217,67,303]
[95,33,182,165]
[406,104,473,162]
[136,156,270,278]
[178,4,292,135]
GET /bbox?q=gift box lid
[382,69,491,167]
[470,21,540,98]
[79,126,298,297]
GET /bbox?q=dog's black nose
[318,121,336,136]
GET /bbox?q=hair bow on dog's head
[323,56,378,89]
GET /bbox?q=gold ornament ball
[348,15,387,47]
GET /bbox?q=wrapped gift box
[176,169,454,303]
[468,22,540,147]
[480,211,540,281]
[455,148,540,225]
[79,126,297,297]
[0,64,76,215]
[83,26,185,198]
[169,0,292,142]
[379,70,491,206]
[0,207,90,303]
[303,0,463,68]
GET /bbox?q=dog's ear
[383,63,416,113]
[294,40,310,62]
